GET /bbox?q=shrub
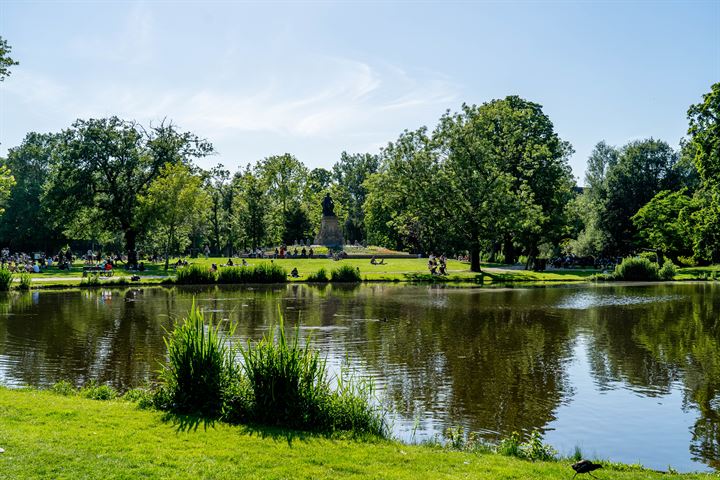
[80,381,118,401]
[658,260,678,281]
[330,265,362,283]
[80,273,101,287]
[0,269,13,291]
[175,264,216,284]
[216,264,287,284]
[51,380,77,396]
[306,268,329,283]
[613,257,659,281]
[123,387,157,409]
[497,430,557,461]
[17,272,31,291]
[248,263,287,283]
[160,300,236,416]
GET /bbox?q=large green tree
[471,97,574,264]
[0,36,19,81]
[44,117,212,265]
[257,154,309,244]
[0,133,60,251]
[332,152,379,243]
[685,83,720,263]
[139,163,209,270]
[601,139,682,255]
[205,165,236,255]
[631,189,693,263]
[232,167,268,250]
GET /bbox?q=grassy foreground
[0,388,712,479]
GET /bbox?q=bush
[248,263,287,283]
[0,269,13,291]
[123,387,157,409]
[330,265,362,283]
[496,430,556,461]
[216,264,287,284]
[175,264,216,284]
[51,380,77,396]
[306,268,329,283]
[613,257,659,281]
[658,260,678,280]
[17,272,32,291]
[160,300,236,416]
[80,381,118,401]
[80,273,101,287]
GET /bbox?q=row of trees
[1,34,718,269]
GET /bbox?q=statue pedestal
[314,215,344,248]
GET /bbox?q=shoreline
[0,387,713,478]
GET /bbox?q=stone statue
[321,193,335,217]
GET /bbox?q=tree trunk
[470,242,481,273]
[125,229,138,267]
[502,235,517,265]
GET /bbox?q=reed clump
[330,265,362,283]
[612,257,659,281]
[175,264,217,284]
[157,302,385,436]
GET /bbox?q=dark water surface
[0,283,718,472]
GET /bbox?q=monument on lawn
[314,193,344,248]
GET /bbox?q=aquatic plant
[0,268,13,291]
[306,268,329,283]
[80,381,118,401]
[330,265,362,283]
[238,309,384,435]
[160,301,237,416]
[17,272,31,291]
[216,264,287,284]
[175,264,217,284]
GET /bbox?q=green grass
[0,388,712,479]
[15,257,720,288]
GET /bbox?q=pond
[0,283,718,472]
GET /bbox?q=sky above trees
[1,1,718,183]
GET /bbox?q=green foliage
[659,260,678,280]
[613,257,660,281]
[123,388,157,409]
[44,117,212,264]
[688,83,720,187]
[306,268,329,283]
[0,36,19,81]
[175,264,217,284]
[138,163,210,271]
[0,268,13,291]
[79,381,118,401]
[239,311,384,435]
[632,189,693,260]
[51,380,77,396]
[160,301,236,416]
[79,273,101,287]
[17,272,31,291]
[330,265,362,282]
[496,430,557,461]
[216,264,287,284]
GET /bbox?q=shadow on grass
[161,411,218,433]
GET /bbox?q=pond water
[0,283,718,472]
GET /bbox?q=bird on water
[571,460,602,479]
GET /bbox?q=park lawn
[0,388,710,480]
[675,265,720,281]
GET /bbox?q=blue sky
[1,1,718,183]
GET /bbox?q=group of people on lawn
[428,254,448,275]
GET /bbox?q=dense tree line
[0,44,717,270]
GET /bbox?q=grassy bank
[11,257,720,289]
[0,388,711,479]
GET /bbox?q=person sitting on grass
[242,258,248,266]
[428,259,438,275]
[226,258,234,267]
[290,267,300,278]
